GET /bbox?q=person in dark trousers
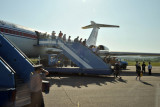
[142,61,146,74]
[136,63,142,80]
[30,65,49,107]
[148,62,152,75]
[114,61,121,78]
[135,61,139,73]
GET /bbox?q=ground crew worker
[148,62,152,75]
[114,61,121,78]
[30,65,49,107]
[135,61,139,73]
[142,61,146,74]
[136,63,142,80]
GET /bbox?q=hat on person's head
[52,31,56,34]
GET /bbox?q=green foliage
[127,61,160,66]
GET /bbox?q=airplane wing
[108,51,160,56]
[97,50,160,57]
[97,24,119,28]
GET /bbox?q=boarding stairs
[39,38,112,74]
[0,33,35,106]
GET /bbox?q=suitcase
[42,80,50,94]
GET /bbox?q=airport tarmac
[43,66,160,107]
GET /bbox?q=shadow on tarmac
[120,71,160,77]
[45,74,127,88]
[140,80,153,87]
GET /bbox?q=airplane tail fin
[82,21,119,46]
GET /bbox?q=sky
[0,0,160,53]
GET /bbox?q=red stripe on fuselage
[0,27,37,39]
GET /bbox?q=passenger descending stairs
[39,38,111,70]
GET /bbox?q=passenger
[58,31,63,38]
[51,31,56,39]
[63,34,66,42]
[148,62,152,75]
[136,63,142,80]
[68,36,71,42]
[47,34,50,39]
[82,39,86,46]
[92,46,97,53]
[30,65,49,107]
[89,45,93,50]
[74,36,79,42]
[79,38,82,43]
[142,61,146,74]
[114,61,121,78]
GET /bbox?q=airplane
[0,20,160,60]
[82,21,160,58]
[0,20,61,57]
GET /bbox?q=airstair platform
[39,38,113,75]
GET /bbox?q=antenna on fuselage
[82,21,119,46]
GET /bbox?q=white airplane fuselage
[0,20,116,58]
[0,20,47,57]
[1,20,159,59]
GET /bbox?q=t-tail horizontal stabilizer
[82,21,119,29]
[82,21,119,46]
